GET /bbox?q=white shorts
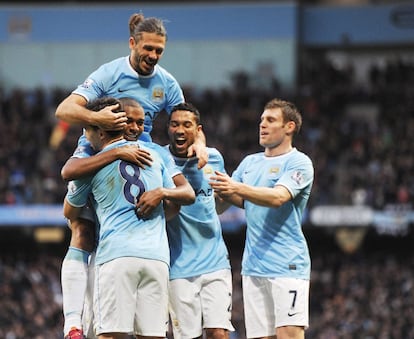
[169,269,234,339]
[94,257,169,337]
[82,252,96,339]
[243,276,309,338]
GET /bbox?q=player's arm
[61,146,153,181]
[214,189,244,209]
[163,200,181,221]
[136,174,195,215]
[210,171,244,208]
[187,128,208,169]
[210,171,292,208]
[135,174,195,219]
[55,93,127,130]
[63,197,83,221]
[145,143,195,205]
[168,173,196,205]
[214,194,233,214]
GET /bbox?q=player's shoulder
[244,152,264,162]
[155,64,179,82]
[138,141,167,159]
[140,140,164,152]
[206,147,224,159]
[96,56,129,76]
[236,152,264,170]
[101,56,127,67]
[290,148,313,165]
[89,56,129,83]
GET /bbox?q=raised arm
[55,93,127,130]
[187,128,208,169]
[61,145,153,181]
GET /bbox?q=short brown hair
[264,98,302,134]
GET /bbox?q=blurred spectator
[1,55,413,208]
[0,54,413,337]
[0,252,63,338]
[1,229,414,338]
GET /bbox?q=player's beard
[134,54,155,76]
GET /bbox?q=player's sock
[61,246,90,336]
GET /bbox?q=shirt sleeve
[65,178,93,207]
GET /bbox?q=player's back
[91,140,174,266]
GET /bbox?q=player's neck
[265,144,293,157]
[104,136,124,148]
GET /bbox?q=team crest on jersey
[203,165,214,181]
[80,78,94,89]
[151,86,164,103]
[269,167,280,174]
[203,166,214,176]
[291,170,304,185]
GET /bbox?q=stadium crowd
[0,55,413,338]
[1,229,414,339]
[0,56,413,208]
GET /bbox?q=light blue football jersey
[71,134,95,158]
[73,56,184,143]
[232,148,314,279]
[71,136,182,183]
[66,140,175,266]
[166,146,231,280]
[141,141,181,179]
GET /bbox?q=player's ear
[129,36,136,49]
[286,121,296,134]
[99,129,105,139]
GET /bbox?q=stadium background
[0,0,414,338]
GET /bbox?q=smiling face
[123,104,145,141]
[168,110,201,157]
[129,32,166,75]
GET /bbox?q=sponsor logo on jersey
[196,188,213,197]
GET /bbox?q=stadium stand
[0,1,413,337]
[0,54,413,338]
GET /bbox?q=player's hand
[209,171,238,196]
[135,188,164,219]
[94,104,127,130]
[117,145,153,169]
[187,141,208,169]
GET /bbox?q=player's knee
[205,328,229,339]
[276,325,304,339]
